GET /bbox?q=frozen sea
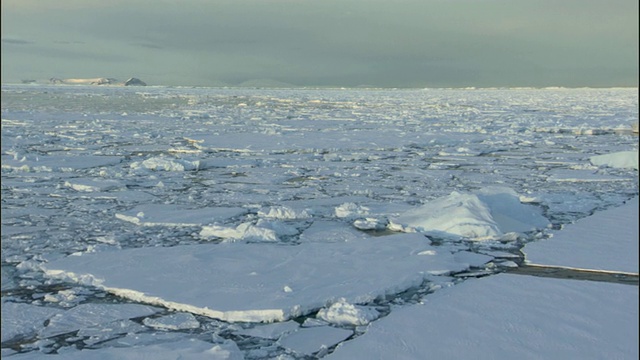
[1,85,638,359]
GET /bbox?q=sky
[1,0,638,88]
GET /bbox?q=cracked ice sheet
[6,339,243,360]
[1,302,63,343]
[1,154,122,171]
[523,197,639,273]
[326,273,639,360]
[39,303,161,338]
[187,129,427,153]
[115,204,247,227]
[41,233,472,323]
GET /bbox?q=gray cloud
[1,0,637,87]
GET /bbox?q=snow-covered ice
[326,273,638,360]
[388,186,550,240]
[523,196,639,273]
[2,85,638,358]
[590,150,639,170]
[5,339,244,359]
[277,325,353,357]
[1,303,63,343]
[40,233,470,323]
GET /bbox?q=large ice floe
[523,196,639,273]
[326,273,638,360]
[40,232,484,323]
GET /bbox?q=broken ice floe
[115,204,247,227]
[6,338,243,360]
[278,325,353,357]
[1,302,63,343]
[40,233,475,323]
[590,151,639,170]
[1,154,122,172]
[130,156,200,172]
[142,312,200,331]
[38,303,160,338]
[63,178,124,192]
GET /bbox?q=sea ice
[235,320,300,340]
[523,196,639,273]
[63,178,124,192]
[1,302,63,343]
[1,154,122,172]
[277,325,353,357]
[326,273,639,360]
[130,156,199,172]
[316,298,380,326]
[142,312,200,330]
[590,150,639,170]
[6,339,243,359]
[41,233,472,323]
[388,187,549,240]
[38,303,160,338]
[298,220,371,243]
[115,204,247,227]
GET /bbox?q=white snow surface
[326,273,638,360]
[523,196,639,273]
[2,86,638,359]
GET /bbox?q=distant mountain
[48,77,146,86]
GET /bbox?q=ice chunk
[258,205,311,219]
[335,203,370,219]
[590,151,639,170]
[389,187,549,240]
[200,221,280,242]
[39,303,160,338]
[235,320,299,340]
[116,204,247,227]
[143,312,200,330]
[63,178,123,192]
[130,156,200,171]
[278,325,353,357]
[316,298,380,326]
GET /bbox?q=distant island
[48,77,147,86]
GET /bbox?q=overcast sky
[1,0,638,88]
